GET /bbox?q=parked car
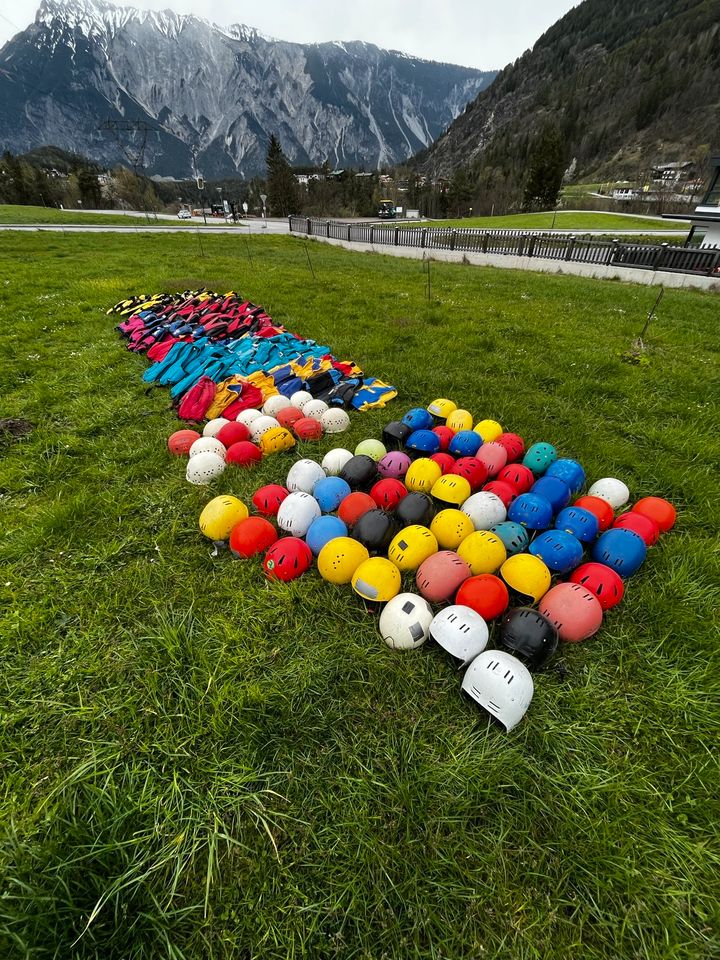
[177,208,192,219]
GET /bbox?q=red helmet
[263,537,313,581]
[276,406,304,430]
[370,478,408,511]
[476,442,508,477]
[230,517,278,558]
[225,441,263,466]
[495,432,525,462]
[337,492,377,528]
[613,511,660,546]
[574,495,614,531]
[293,417,324,441]
[539,582,603,642]
[497,464,534,494]
[455,574,509,621]
[215,421,250,448]
[252,484,290,516]
[631,496,676,532]
[482,479,518,508]
[450,457,488,491]
[430,452,457,474]
[431,426,455,451]
[415,550,471,603]
[569,562,624,611]
[167,429,201,456]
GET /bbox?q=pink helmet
[415,550,471,603]
[539,582,603,643]
[377,451,412,480]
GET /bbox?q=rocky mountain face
[0,0,495,177]
[416,0,719,185]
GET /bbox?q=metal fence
[288,217,720,277]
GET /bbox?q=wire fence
[288,217,720,277]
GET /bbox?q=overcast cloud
[1,1,579,69]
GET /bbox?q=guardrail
[288,217,720,277]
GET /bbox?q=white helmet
[322,448,354,476]
[189,436,226,459]
[304,399,329,419]
[249,416,280,442]
[262,395,292,416]
[429,605,489,668]
[286,458,327,493]
[588,478,630,509]
[236,408,262,426]
[321,408,351,434]
[379,593,434,650]
[276,491,321,536]
[185,452,226,485]
[461,492,507,530]
[202,417,230,438]
[290,390,313,410]
[461,650,534,732]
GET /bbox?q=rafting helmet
[587,478,630,510]
[317,536,370,584]
[263,537,313,582]
[430,509,475,550]
[377,451,412,480]
[352,557,402,603]
[499,608,559,671]
[199,495,248,541]
[379,593,434,650]
[252,484,290,516]
[430,605,489,667]
[322,448,354,476]
[522,442,557,475]
[632,496,676,532]
[276,492,322,537]
[569,562,624,611]
[321,407,351,434]
[229,516,278,558]
[591,528,647,577]
[405,458,443,495]
[499,554,552,603]
[287,459,326,494]
[457,531,507,576]
[461,651,534,731]
[186,452,226,484]
[490,520,530,556]
[528,529,584,574]
[539,582,604,643]
[388,525,439,572]
[415,551,471,603]
[313,476,352,513]
[461,492,507,530]
[305,515,348,556]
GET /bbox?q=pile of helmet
[194,397,677,731]
[168,395,352,483]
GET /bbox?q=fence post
[326,221,330,238]
[421,229,426,249]
[609,239,619,264]
[654,242,669,271]
[482,232,488,253]
[450,230,456,251]
[288,216,293,232]
[517,235,525,256]
[306,217,311,234]
[370,225,374,244]
[394,227,399,246]
[565,236,576,261]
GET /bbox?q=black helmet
[339,454,378,491]
[395,492,436,528]
[498,607,559,671]
[352,509,397,554]
[382,420,413,451]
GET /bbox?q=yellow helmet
[199,495,248,541]
[431,474,472,508]
[352,557,401,602]
[260,426,296,454]
[388,525,439,572]
[427,398,457,420]
[405,458,442,495]
[457,530,507,575]
[500,553,552,603]
[447,409,473,432]
[474,419,503,443]
[318,537,369,585]
[430,509,475,550]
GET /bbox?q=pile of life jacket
[108,289,397,421]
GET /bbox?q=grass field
[1,232,718,959]
[411,211,688,232]
[0,205,240,227]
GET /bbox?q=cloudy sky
[0,1,579,69]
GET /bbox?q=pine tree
[522,124,566,212]
[265,135,298,217]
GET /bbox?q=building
[664,155,720,247]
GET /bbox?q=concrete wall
[297,233,720,293]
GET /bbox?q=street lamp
[260,193,267,229]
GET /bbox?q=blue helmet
[529,530,584,574]
[591,528,647,578]
[305,515,348,555]
[530,476,572,513]
[406,429,441,456]
[490,521,530,556]
[555,506,599,543]
[522,442,557,475]
[402,407,434,431]
[448,430,483,458]
[313,476,352,513]
[546,458,586,494]
[507,493,554,531]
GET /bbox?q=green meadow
[0,232,718,959]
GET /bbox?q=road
[0,220,291,234]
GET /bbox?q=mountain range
[0,0,495,177]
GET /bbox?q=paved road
[0,220,291,234]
